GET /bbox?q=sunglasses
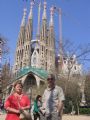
[47,78,54,81]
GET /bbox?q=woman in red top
[4,81,31,120]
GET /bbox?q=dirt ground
[62,114,90,120]
[0,114,90,120]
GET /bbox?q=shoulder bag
[17,98,32,120]
[19,109,32,120]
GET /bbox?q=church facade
[13,1,55,76]
[12,1,82,87]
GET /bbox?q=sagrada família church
[4,1,82,96]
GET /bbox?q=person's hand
[20,106,29,110]
[40,107,46,115]
[58,111,60,116]
[57,110,61,117]
[20,107,25,110]
[16,109,21,114]
[19,108,24,113]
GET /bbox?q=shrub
[79,107,90,114]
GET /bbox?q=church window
[26,45,27,50]
[63,57,66,60]
[74,66,76,70]
[42,46,43,51]
[20,62,22,69]
[33,57,36,64]
[34,52,36,55]
[28,45,29,49]
[46,49,47,55]
[70,57,73,60]
[15,65,17,70]
[19,41,20,46]
[64,61,66,64]
[46,62,47,68]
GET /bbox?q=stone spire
[42,1,47,20]
[22,1,34,68]
[21,8,27,27]
[31,2,41,69]
[49,7,55,47]
[47,7,55,73]
[28,1,34,19]
[40,1,47,41]
[49,7,54,27]
[36,2,41,39]
[39,1,48,69]
[13,8,27,74]
[25,0,33,42]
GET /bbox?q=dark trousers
[34,112,40,120]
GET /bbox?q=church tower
[22,2,33,68]
[39,1,47,69]
[13,8,27,75]
[47,7,55,73]
[31,3,41,68]
[13,1,34,75]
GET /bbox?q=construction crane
[51,6,64,74]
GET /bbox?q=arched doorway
[23,73,36,99]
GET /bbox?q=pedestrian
[33,95,42,120]
[4,80,31,120]
[0,98,3,115]
[42,73,65,120]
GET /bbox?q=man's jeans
[41,112,61,120]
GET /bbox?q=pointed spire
[36,2,41,39]
[21,8,27,27]
[28,1,34,19]
[42,1,47,20]
[49,7,54,27]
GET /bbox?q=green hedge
[79,108,90,114]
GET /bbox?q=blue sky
[0,0,90,71]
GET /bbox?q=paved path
[0,114,90,120]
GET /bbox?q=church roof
[6,67,48,92]
[17,66,48,80]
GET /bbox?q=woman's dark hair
[13,80,23,88]
[36,95,41,101]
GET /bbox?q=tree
[56,77,81,114]
[84,74,90,106]
[0,34,9,96]
[2,62,11,89]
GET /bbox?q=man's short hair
[47,73,55,80]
